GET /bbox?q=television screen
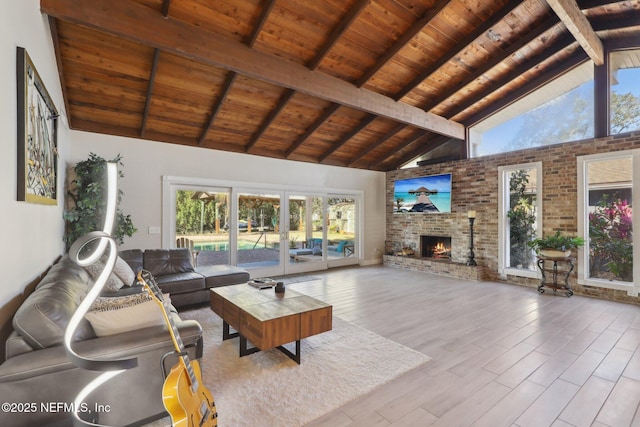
[393,173,452,213]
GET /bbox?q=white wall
[1,0,70,307]
[70,131,387,264]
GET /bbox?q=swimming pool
[194,241,275,251]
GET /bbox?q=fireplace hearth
[421,235,452,259]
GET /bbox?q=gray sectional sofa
[0,248,249,426]
[119,248,250,308]
[0,255,203,427]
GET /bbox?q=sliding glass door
[284,194,359,273]
[285,194,327,274]
[165,178,360,278]
[235,191,282,276]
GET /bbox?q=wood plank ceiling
[41,0,640,171]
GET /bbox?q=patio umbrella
[191,191,225,233]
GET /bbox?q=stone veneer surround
[385,131,640,305]
[383,255,488,281]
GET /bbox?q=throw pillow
[90,292,153,311]
[110,256,136,286]
[84,260,125,293]
[85,300,166,337]
[85,293,172,337]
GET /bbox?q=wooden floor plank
[472,380,546,427]
[287,265,640,427]
[595,376,640,427]
[557,375,615,426]
[513,379,580,427]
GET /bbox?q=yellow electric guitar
[138,270,218,427]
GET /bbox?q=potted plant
[527,231,585,258]
[64,153,137,251]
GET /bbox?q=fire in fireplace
[421,235,452,259]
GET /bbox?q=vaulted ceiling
[41,0,640,171]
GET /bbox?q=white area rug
[145,306,430,427]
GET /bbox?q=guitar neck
[140,271,199,389]
[160,300,200,388]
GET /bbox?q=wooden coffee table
[209,284,332,364]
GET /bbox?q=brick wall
[386,131,640,305]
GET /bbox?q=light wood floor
[283,265,640,427]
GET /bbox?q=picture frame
[17,46,59,205]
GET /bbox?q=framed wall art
[17,46,59,205]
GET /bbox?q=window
[578,151,638,295]
[610,49,640,135]
[498,162,542,278]
[470,62,594,158]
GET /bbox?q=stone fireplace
[421,235,452,259]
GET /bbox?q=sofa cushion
[84,260,125,293]
[155,272,205,294]
[144,249,194,277]
[119,249,144,274]
[195,265,250,288]
[289,248,313,257]
[5,332,35,359]
[112,256,136,286]
[12,257,95,349]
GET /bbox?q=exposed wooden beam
[294,0,371,163]
[445,33,575,119]
[394,0,521,101]
[390,135,455,170]
[348,122,406,167]
[247,0,277,48]
[355,0,450,87]
[604,35,640,51]
[577,0,621,10]
[161,0,170,17]
[591,10,640,32]
[319,115,377,162]
[243,0,281,150]
[140,48,161,138]
[308,0,370,71]
[370,130,428,170]
[41,0,465,140]
[546,0,604,65]
[420,13,559,112]
[285,103,341,158]
[447,11,640,121]
[246,88,295,153]
[198,72,237,145]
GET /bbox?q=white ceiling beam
[40,0,465,140]
[546,0,604,65]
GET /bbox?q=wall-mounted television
[393,173,452,213]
